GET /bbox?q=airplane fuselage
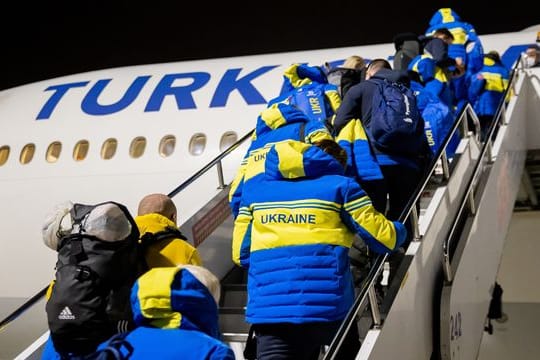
[0,30,537,301]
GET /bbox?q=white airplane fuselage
[0,28,537,301]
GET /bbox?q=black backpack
[45,201,140,357]
[392,32,423,71]
[326,67,363,98]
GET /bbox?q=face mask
[526,57,536,67]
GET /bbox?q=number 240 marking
[450,312,462,340]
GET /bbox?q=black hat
[485,51,501,63]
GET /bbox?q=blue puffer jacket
[425,8,479,46]
[228,102,332,219]
[269,63,342,125]
[232,140,406,324]
[409,54,454,109]
[468,56,510,117]
[425,7,484,75]
[102,267,233,359]
[42,267,234,360]
[335,118,384,181]
[412,81,459,158]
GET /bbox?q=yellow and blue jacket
[232,140,406,324]
[468,56,510,117]
[282,63,329,90]
[425,7,484,75]
[426,8,478,46]
[280,63,383,185]
[102,267,233,359]
[135,213,202,268]
[409,54,454,109]
[269,63,342,124]
[335,118,384,182]
[228,102,333,218]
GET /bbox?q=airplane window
[0,146,9,166]
[159,135,176,157]
[130,137,146,159]
[73,140,89,161]
[20,143,36,165]
[101,138,118,160]
[219,131,238,152]
[46,142,62,163]
[189,133,206,156]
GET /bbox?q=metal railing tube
[216,160,225,189]
[368,287,382,328]
[323,254,387,359]
[168,130,253,198]
[441,151,450,180]
[324,101,486,359]
[442,62,521,286]
[0,286,48,331]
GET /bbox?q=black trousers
[380,163,423,247]
[254,320,360,360]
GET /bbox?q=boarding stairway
[2,60,540,359]
[321,60,540,359]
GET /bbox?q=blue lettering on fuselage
[210,66,278,107]
[145,72,211,111]
[32,44,525,121]
[82,76,151,115]
[36,82,89,119]
[36,66,279,120]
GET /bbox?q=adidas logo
[58,306,76,320]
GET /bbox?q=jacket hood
[283,63,327,92]
[483,51,503,66]
[255,103,311,137]
[429,8,461,27]
[131,266,220,339]
[264,140,345,180]
[135,213,176,235]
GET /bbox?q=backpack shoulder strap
[140,227,187,247]
[299,122,306,142]
[157,227,187,241]
[137,227,188,275]
[243,325,257,360]
[81,332,133,360]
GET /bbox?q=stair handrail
[323,54,523,359]
[442,62,522,282]
[323,101,472,359]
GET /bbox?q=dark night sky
[1,1,538,90]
